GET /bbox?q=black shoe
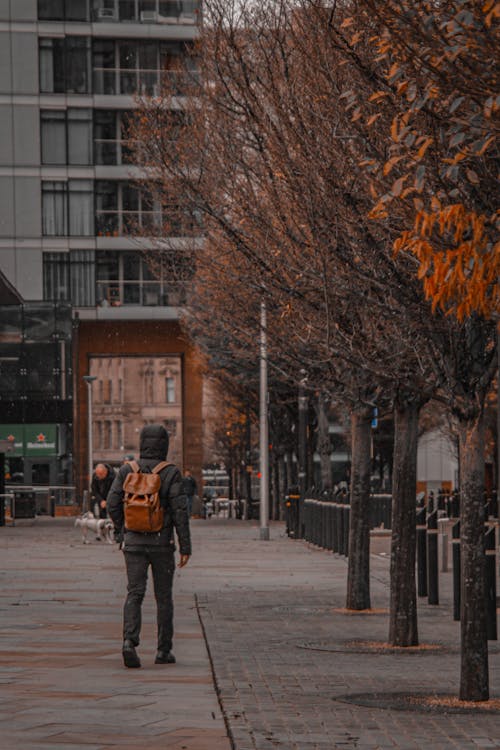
[155,650,176,664]
[122,640,141,668]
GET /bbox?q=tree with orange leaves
[360,0,499,320]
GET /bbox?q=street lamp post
[83,375,97,497]
[259,300,270,540]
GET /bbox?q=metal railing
[4,485,77,519]
[92,68,199,97]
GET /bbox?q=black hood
[139,424,169,461]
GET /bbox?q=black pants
[123,546,175,652]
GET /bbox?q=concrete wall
[0,1,37,21]
[11,32,38,94]
[14,105,40,165]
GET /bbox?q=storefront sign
[0,424,58,457]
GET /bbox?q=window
[41,111,66,164]
[39,0,89,20]
[95,421,103,450]
[43,250,95,306]
[42,181,93,237]
[68,110,93,165]
[166,376,175,403]
[39,0,64,20]
[94,110,134,165]
[95,181,161,236]
[103,380,112,403]
[92,39,194,96]
[96,250,179,306]
[42,182,68,236]
[69,180,93,236]
[90,1,201,24]
[41,110,92,165]
[116,421,123,450]
[104,420,112,450]
[40,37,91,94]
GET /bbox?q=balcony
[92,1,200,24]
[94,138,135,165]
[95,210,163,236]
[96,280,186,306]
[93,67,198,96]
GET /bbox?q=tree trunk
[317,392,332,492]
[389,401,419,646]
[459,413,489,701]
[346,406,372,610]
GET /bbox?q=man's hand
[100,500,106,508]
[178,554,190,568]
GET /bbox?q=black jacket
[106,424,191,555]
[91,464,115,503]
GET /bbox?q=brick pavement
[1,517,499,750]
[193,521,500,750]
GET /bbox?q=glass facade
[0,302,73,422]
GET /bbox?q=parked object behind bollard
[438,517,449,573]
[285,488,301,538]
[416,506,427,597]
[485,525,497,640]
[427,509,439,605]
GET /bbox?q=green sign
[25,425,57,457]
[0,424,58,457]
[0,424,23,456]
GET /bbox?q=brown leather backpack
[123,460,171,533]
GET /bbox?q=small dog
[75,511,114,544]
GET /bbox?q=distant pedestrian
[91,463,115,520]
[107,424,191,669]
[183,469,198,516]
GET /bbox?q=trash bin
[14,491,37,519]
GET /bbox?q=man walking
[107,424,191,669]
[183,469,198,516]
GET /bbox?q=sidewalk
[0,517,229,750]
[195,521,500,750]
[0,518,499,749]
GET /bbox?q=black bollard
[332,503,339,553]
[344,504,350,557]
[416,506,427,597]
[485,526,497,640]
[427,509,439,605]
[338,501,345,556]
[452,520,460,621]
[326,503,333,551]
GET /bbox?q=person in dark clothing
[91,463,115,519]
[183,470,197,516]
[107,424,191,669]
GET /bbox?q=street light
[83,375,97,496]
[259,300,270,541]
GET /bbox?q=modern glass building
[0,1,203,493]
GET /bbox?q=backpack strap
[128,460,140,473]
[152,461,171,475]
